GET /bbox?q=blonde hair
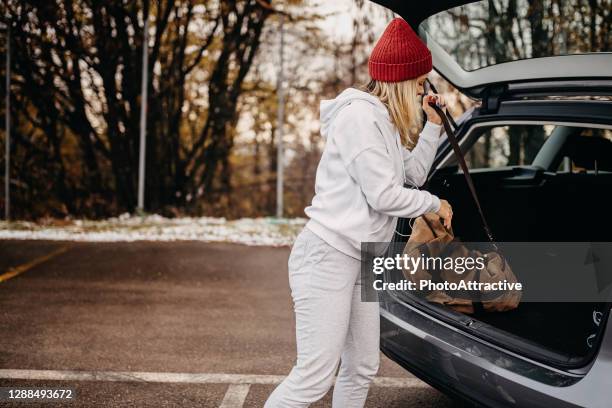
[360,78,423,151]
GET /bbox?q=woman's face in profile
[416,73,430,98]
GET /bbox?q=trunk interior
[401,124,612,367]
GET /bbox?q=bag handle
[427,100,497,249]
[420,214,438,238]
[430,106,507,271]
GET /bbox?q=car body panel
[380,291,612,408]
[423,39,612,99]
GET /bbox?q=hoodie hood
[319,87,389,140]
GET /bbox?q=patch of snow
[0,215,308,246]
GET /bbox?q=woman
[264,17,453,408]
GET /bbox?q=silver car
[370,1,612,407]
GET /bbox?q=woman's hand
[436,199,453,229]
[422,93,446,126]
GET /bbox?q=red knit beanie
[368,18,432,82]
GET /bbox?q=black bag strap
[428,102,497,249]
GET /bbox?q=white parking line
[0,368,429,388]
[219,384,250,408]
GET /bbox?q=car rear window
[419,0,611,71]
[463,124,554,169]
[440,124,612,171]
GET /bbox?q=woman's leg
[264,227,360,408]
[331,276,380,408]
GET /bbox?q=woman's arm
[347,145,441,217]
[402,121,442,187]
[332,104,441,217]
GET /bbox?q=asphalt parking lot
[0,239,459,407]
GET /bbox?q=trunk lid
[370,0,612,99]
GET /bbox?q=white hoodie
[304,87,443,260]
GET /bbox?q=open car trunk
[430,167,610,366]
[394,126,612,368]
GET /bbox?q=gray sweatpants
[264,226,380,408]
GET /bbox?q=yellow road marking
[0,246,70,283]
